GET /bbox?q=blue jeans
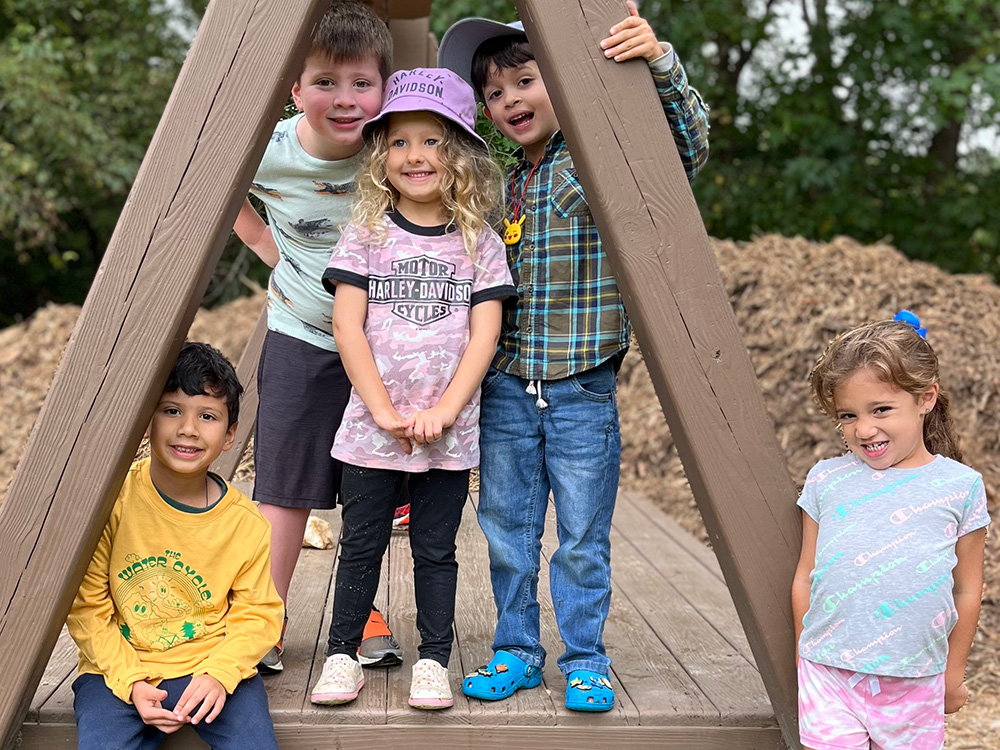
[73,673,277,750]
[478,361,621,675]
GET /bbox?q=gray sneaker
[258,615,287,675]
[358,635,403,666]
[358,608,402,666]
[258,644,284,674]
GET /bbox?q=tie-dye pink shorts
[797,658,944,750]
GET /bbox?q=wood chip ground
[2,235,997,746]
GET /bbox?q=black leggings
[327,465,469,666]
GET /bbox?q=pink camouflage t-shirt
[322,212,516,472]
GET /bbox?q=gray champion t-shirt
[798,453,989,678]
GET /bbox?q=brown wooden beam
[390,16,434,71]
[209,307,267,480]
[19,723,785,749]
[0,1,330,746]
[366,1,432,21]
[512,1,801,746]
[387,0,432,19]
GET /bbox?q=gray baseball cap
[437,19,526,99]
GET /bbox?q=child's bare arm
[791,511,819,661]
[332,284,413,453]
[945,526,987,713]
[234,199,280,268]
[409,299,502,445]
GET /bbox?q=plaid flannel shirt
[494,50,710,381]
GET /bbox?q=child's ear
[482,104,495,123]
[223,422,238,452]
[920,383,940,414]
[291,80,304,111]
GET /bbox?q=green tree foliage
[658,0,1000,275]
[429,0,518,39]
[0,0,206,324]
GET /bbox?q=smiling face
[482,60,559,163]
[291,52,384,160]
[148,390,237,482]
[385,111,449,225]
[833,368,938,470]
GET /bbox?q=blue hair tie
[894,310,927,339]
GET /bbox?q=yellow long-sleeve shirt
[67,459,283,703]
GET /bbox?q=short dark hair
[310,0,393,84]
[471,34,534,100]
[164,342,243,428]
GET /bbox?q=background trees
[1,0,998,325]
[665,0,1000,276]
[0,0,208,325]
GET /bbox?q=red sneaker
[392,503,410,531]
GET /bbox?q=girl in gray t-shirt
[792,312,989,750]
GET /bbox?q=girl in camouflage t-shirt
[311,69,515,711]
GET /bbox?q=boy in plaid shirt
[438,1,709,712]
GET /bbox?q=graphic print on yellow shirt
[117,550,214,651]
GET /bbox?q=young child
[436,2,710,711]
[67,342,285,749]
[309,67,516,710]
[232,0,401,673]
[792,312,990,750]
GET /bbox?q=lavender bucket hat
[362,67,486,147]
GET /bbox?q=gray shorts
[252,330,350,509]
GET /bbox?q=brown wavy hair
[351,113,504,258]
[809,319,962,460]
[309,1,393,83]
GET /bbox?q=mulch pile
[1,234,997,744]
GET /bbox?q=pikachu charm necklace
[505,155,544,246]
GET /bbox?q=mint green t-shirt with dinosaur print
[250,113,362,351]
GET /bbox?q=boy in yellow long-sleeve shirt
[67,342,284,749]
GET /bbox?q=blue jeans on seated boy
[73,673,278,750]
[476,361,620,682]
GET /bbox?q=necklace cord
[510,155,545,223]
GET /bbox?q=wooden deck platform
[18,491,783,749]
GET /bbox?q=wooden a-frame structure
[0,1,803,748]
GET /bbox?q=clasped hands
[372,405,457,454]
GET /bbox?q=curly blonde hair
[809,319,962,460]
[351,112,504,258]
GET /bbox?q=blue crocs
[462,650,542,701]
[565,670,615,712]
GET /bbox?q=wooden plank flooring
[18,491,782,749]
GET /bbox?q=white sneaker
[311,654,365,705]
[408,658,454,709]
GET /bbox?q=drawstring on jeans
[526,379,548,409]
